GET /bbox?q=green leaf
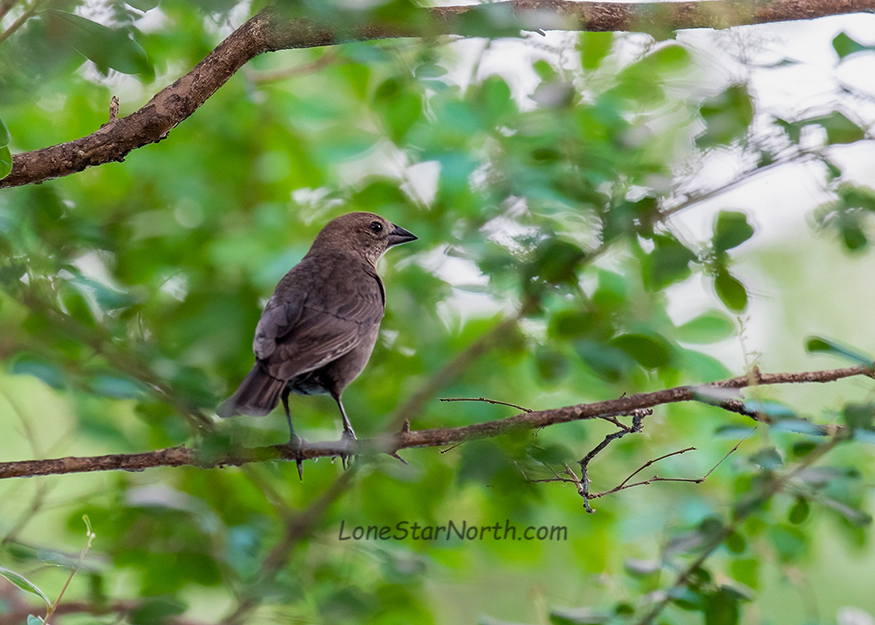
[742,400,796,419]
[805,336,873,366]
[376,78,424,142]
[0,567,51,607]
[677,310,736,343]
[768,524,806,562]
[0,146,11,180]
[770,417,826,436]
[680,348,732,381]
[70,275,135,311]
[840,218,868,251]
[579,32,613,70]
[725,532,746,554]
[575,339,634,382]
[648,234,697,289]
[549,607,611,625]
[89,375,144,399]
[749,447,782,470]
[11,354,66,389]
[472,75,516,126]
[530,239,586,286]
[789,497,810,524]
[705,588,740,625]
[611,333,671,368]
[129,597,187,625]
[533,59,557,82]
[535,347,568,382]
[713,211,754,252]
[43,10,154,79]
[843,403,875,431]
[806,111,866,145]
[27,616,44,625]
[696,85,754,148]
[792,441,818,457]
[774,117,801,144]
[837,183,875,212]
[669,586,706,611]
[714,271,747,312]
[414,63,447,80]
[549,310,597,339]
[832,32,875,60]
[0,117,10,147]
[714,425,756,439]
[592,270,627,310]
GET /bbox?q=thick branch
[3,0,874,188]
[0,364,869,480]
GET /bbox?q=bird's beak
[387,224,418,247]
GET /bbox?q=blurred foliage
[1,2,875,625]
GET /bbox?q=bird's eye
[369,221,383,233]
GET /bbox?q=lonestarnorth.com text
[337,519,568,541]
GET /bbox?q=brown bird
[217,212,417,476]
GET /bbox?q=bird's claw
[388,451,408,465]
[289,434,306,481]
[340,429,357,470]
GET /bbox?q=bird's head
[312,212,418,265]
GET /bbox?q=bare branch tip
[109,95,119,122]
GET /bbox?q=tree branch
[0,364,869,480]
[3,0,874,189]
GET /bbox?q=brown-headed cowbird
[217,212,416,476]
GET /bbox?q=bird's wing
[253,255,386,381]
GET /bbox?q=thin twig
[589,437,745,499]
[661,151,819,220]
[439,396,533,413]
[593,447,698,496]
[0,0,40,46]
[45,517,95,625]
[700,434,750,480]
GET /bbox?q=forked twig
[519,434,747,511]
[577,408,651,512]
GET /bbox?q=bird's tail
[217,365,285,418]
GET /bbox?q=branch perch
[0,364,869,480]
[3,0,875,188]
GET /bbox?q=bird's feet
[340,428,357,470]
[289,434,307,481]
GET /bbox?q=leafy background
[1,1,875,624]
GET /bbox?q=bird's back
[257,249,386,382]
